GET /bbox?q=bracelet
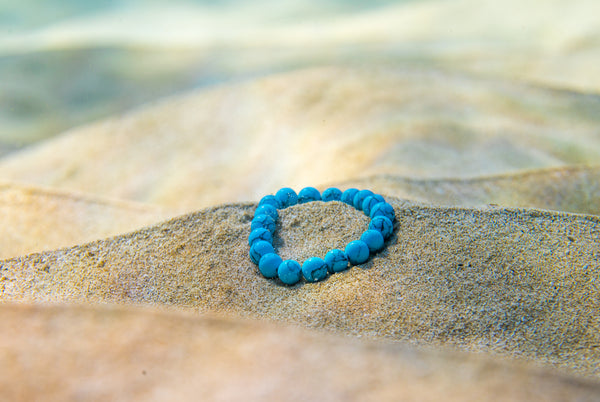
[248,187,395,285]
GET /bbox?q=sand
[2,302,599,401]
[1,66,600,398]
[2,67,600,211]
[340,165,600,216]
[2,163,600,260]
[2,1,600,398]
[0,180,172,259]
[2,198,600,381]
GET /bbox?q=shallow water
[0,1,411,153]
[2,0,599,155]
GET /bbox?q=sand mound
[2,164,598,261]
[2,303,598,401]
[2,199,599,379]
[0,181,172,259]
[338,165,600,216]
[2,1,600,398]
[2,66,600,210]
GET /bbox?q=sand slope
[339,165,600,216]
[2,199,599,379]
[2,164,599,260]
[2,303,599,402]
[1,1,600,398]
[1,66,600,210]
[0,181,171,259]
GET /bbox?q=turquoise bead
[369,216,394,239]
[250,188,394,285]
[258,195,278,208]
[275,187,298,208]
[302,257,329,282]
[298,187,321,204]
[259,253,282,279]
[248,228,273,246]
[353,189,374,210]
[370,202,396,222]
[362,194,385,216]
[278,260,302,285]
[251,214,276,233]
[321,187,342,202]
[345,240,370,265]
[360,230,384,253]
[341,188,359,205]
[249,240,275,264]
[324,249,348,273]
[255,204,278,220]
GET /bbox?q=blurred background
[3,4,600,399]
[1,0,599,156]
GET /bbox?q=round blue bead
[361,194,385,216]
[360,230,385,253]
[275,187,298,209]
[251,214,276,233]
[353,189,374,210]
[278,260,302,285]
[321,187,343,202]
[302,257,329,282]
[258,195,278,208]
[249,240,275,265]
[345,240,370,265]
[298,187,321,204]
[341,188,359,205]
[362,196,378,216]
[369,215,394,239]
[370,202,396,222]
[258,253,283,279]
[248,228,273,246]
[324,249,349,273]
[255,204,278,221]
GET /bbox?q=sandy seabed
[2,1,600,400]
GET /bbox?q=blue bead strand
[249,187,396,285]
[259,253,283,279]
[302,257,329,282]
[321,187,343,202]
[248,228,273,246]
[324,249,349,273]
[298,187,321,204]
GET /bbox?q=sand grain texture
[2,4,600,395]
[2,199,599,380]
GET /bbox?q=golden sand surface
[0,181,172,259]
[2,67,600,211]
[340,165,600,216]
[2,1,600,394]
[2,164,599,260]
[2,303,599,401]
[2,199,599,381]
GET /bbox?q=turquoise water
[0,0,414,153]
[0,0,406,31]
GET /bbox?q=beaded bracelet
[248,187,395,285]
